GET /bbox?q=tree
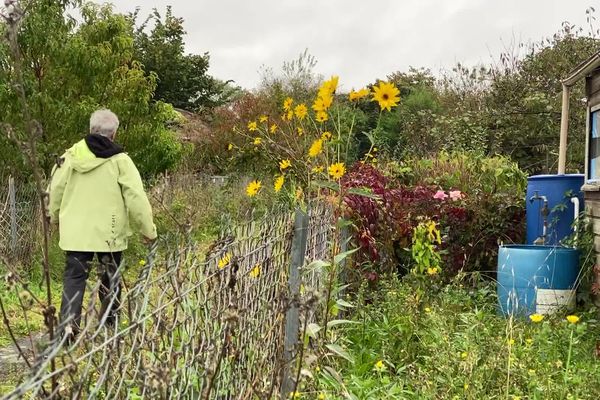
[132,7,227,112]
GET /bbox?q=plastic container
[497,244,580,316]
[526,174,584,245]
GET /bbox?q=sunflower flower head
[274,175,285,192]
[250,264,261,278]
[321,131,332,141]
[312,166,324,174]
[253,137,262,146]
[312,94,333,113]
[270,124,278,134]
[218,253,231,269]
[248,121,258,131]
[566,315,580,324]
[308,139,323,158]
[246,180,261,197]
[372,81,400,112]
[315,111,329,123]
[283,97,294,111]
[294,103,308,120]
[349,87,370,101]
[227,143,234,151]
[529,313,544,323]
[328,162,346,180]
[259,115,268,123]
[373,360,387,373]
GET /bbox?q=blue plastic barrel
[497,245,580,316]
[526,174,584,245]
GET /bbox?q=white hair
[90,109,119,138]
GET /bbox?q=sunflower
[349,87,369,101]
[274,175,284,192]
[328,162,346,180]
[283,97,294,111]
[372,81,400,111]
[253,137,261,145]
[247,121,258,131]
[284,110,294,121]
[294,103,308,120]
[259,115,268,123]
[249,264,261,278]
[279,159,292,171]
[297,127,304,136]
[312,94,333,112]
[566,315,580,324]
[308,139,323,158]
[218,253,231,269]
[227,143,234,151]
[312,166,324,173]
[321,131,332,141]
[270,124,278,134]
[246,180,261,197]
[529,314,544,323]
[315,111,329,122]
[319,76,339,98]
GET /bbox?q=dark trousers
[59,251,122,334]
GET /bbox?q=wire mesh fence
[0,176,41,265]
[1,199,339,399]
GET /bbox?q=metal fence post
[8,176,18,259]
[281,207,309,398]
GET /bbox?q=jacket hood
[66,140,115,173]
[85,134,124,159]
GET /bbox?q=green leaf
[306,323,321,338]
[304,259,331,272]
[335,299,355,309]
[334,247,359,265]
[325,343,354,363]
[311,180,340,192]
[326,319,358,328]
[346,187,381,200]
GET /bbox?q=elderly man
[49,109,157,337]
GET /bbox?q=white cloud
[104,0,593,90]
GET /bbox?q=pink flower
[449,190,464,201]
[433,190,448,200]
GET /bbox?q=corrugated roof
[562,50,600,86]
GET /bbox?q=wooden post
[281,207,308,398]
[558,84,571,174]
[8,176,18,259]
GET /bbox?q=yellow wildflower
[279,159,292,171]
[294,103,308,120]
[295,187,304,200]
[373,360,387,372]
[227,143,234,151]
[247,121,258,131]
[289,391,301,399]
[460,352,468,359]
[270,124,278,134]
[253,137,262,146]
[250,264,261,278]
[525,338,533,345]
[315,111,329,122]
[283,97,293,111]
[138,259,146,267]
[328,162,346,180]
[218,253,231,269]
[566,315,580,324]
[349,87,370,101]
[308,139,323,158]
[528,369,536,376]
[321,131,332,141]
[372,81,400,112]
[529,313,544,323]
[246,180,261,197]
[508,338,515,346]
[426,267,439,276]
[317,394,326,400]
[297,127,304,136]
[464,383,469,390]
[319,75,339,98]
[259,115,268,123]
[312,166,324,174]
[312,94,333,112]
[425,307,431,313]
[274,175,284,193]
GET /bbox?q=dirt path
[0,333,44,385]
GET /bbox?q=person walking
[48,109,157,339]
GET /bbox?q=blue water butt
[526,174,584,245]
[497,245,580,317]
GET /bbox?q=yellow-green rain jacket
[49,139,157,252]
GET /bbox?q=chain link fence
[0,176,41,265]
[1,197,340,399]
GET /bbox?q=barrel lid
[528,174,584,181]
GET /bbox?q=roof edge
[562,51,600,87]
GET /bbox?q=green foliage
[0,0,185,178]
[411,220,442,275]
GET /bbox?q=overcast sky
[105,0,595,91]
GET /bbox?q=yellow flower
[349,87,370,101]
[328,162,346,180]
[294,103,308,120]
[373,360,387,372]
[248,121,258,131]
[279,159,291,171]
[138,259,146,267]
[317,394,326,400]
[297,127,304,136]
[218,253,231,269]
[566,315,580,324]
[246,180,261,197]
[321,131,332,140]
[250,264,261,278]
[464,383,469,390]
[308,139,323,158]
[284,110,294,121]
[426,267,439,276]
[312,166,324,174]
[460,352,468,359]
[227,143,234,151]
[315,111,329,122]
[529,313,544,323]
[283,97,293,111]
[508,338,515,346]
[424,307,431,313]
[289,391,301,399]
[270,124,278,134]
[253,137,262,146]
[319,75,339,98]
[315,366,321,373]
[372,81,400,112]
[525,338,533,345]
[528,369,536,376]
[274,175,284,193]
[259,115,268,123]
[295,187,304,200]
[312,94,333,112]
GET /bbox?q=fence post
[8,176,17,259]
[281,207,309,398]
